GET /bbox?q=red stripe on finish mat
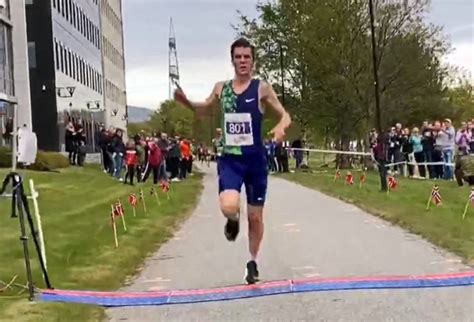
[40,271,474,298]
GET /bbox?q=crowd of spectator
[97,127,195,186]
[371,118,473,182]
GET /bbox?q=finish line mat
[38,271,474,307]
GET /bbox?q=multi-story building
[0,0,32,146]
[100,0,127,134]
[25,0,128,152]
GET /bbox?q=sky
[122,0,474,110]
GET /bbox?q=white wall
[11,0,32,129]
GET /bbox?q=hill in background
[127,106,154,123]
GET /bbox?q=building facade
[100,0,127,133]
[0,0,33,148]
[25,0,128,152]
[12,0,32,130]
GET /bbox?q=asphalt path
[107,163,474,322]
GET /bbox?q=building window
[0,22,14,96]
[0,0,10,19]
[27,42,37,68]
[54,40,59,70]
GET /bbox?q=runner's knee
[219,191,240,215]
[247,206,263,222]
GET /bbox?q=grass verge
[280,169,474,265]
[0,166,203,322]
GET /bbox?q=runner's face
[232,47,253,77]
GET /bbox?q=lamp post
[368,0,382,133]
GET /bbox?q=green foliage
[234,0,469,147]
[0,148,69,171]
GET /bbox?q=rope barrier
[286,148,456,168]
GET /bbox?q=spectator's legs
[432,149,443,179]
[388,148,396,172]
[187,156,193,174]
[414,152,426,178]
[129,165,135,185]
[141,162,150,183]
[113,153,123,180]
[377,159,388,191]
[152,166,159,185]
[443,149,454,180]
[158,161,168,181]
[179,159,187,179]
[424,149,433,178]
[405,153,413,177]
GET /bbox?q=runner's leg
[243,154,268,284]
[218,155,244,241]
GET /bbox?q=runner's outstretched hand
[269,125,286,143]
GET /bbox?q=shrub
[0,148,69,171]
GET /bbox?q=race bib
[224,113,253,146]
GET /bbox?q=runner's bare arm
[260,81,291,131]
[175,82,222,115]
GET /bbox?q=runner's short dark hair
[231,38,255,59]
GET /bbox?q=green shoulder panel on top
[219,80,242,155]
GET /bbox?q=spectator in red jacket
[141,138,162,184]
[124,140,139,185]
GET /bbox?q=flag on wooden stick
[128,193,137,217]
[426,184,442,210]
[345,172,354,185]
[113,199,127,232]
[110,205,119,247]
[387,175,398,194]
[160,180,170,200]
[139,188,147,213]
[462,188,474,220]
[333,168,341,182]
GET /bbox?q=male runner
[174,38,291,284]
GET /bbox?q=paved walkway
[107,164,474,321]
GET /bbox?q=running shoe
[245,260,259,284]
[224,215,240,241]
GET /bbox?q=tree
[233,0,459,168]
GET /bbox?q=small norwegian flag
[388,176,397,190]
[345,172,354,185]
[432,185,442,205]
[113,201,124,217]
[160,180,170,192]
[128,193,138,207]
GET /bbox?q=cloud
[126,57,236,108]
[444,41,474,79]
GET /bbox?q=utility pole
[368,0,382,133]
[279,42,285,105]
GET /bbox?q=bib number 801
[227,122,250,135]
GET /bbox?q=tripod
[0,172,52,300]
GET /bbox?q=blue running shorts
[217,153,268,206]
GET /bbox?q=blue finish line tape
[38,271,474,307]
